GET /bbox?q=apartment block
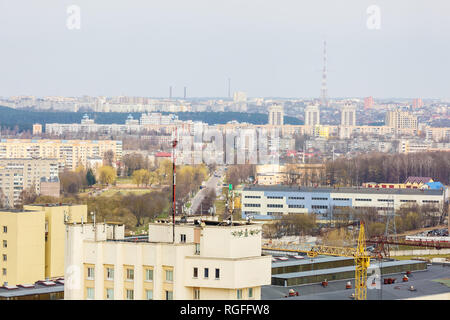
[64,220,271,300]
[0,139,122,171]
[0,158,59,207]
[0,204,87,287]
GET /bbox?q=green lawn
[100,188,153,197]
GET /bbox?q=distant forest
[0,106,303,132]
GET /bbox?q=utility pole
[172,127,178,243]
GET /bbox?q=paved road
[189,167,225,215]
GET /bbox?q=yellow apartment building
[0,204,87,286]
[64,220,271,300]
[0,209,45,287]
[0,139,122,171]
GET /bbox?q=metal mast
[320,40,328,106]
[172,127,178,243]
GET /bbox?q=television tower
[320,40,328,106]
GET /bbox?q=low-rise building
[241,185,445,220]
[64,220,271,300]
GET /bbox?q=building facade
[0,204,87,286]
[0,158,59,207]
[64,220,271,300]
[241,186,445,220]
[0,139,122,171]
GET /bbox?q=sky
[0,0,449,99]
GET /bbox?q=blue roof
[425,182,445,190]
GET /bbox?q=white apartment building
[64,220,271,300]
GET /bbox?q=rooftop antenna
[320,40,328,107]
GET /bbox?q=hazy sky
[0,0,449,99]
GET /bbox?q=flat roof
[272,260,425,279]
[0,281,64,298]
[243,185,444,196]
[272,255,354,268]
[262,264,450,300]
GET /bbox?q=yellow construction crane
[262,221,371,300]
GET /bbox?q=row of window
[193,267,220,279]
[244,203,261,208]
[288,204,305,208]
[267,204,283,208]
[244,195,261,199]
[288,196,305,200]
[311,197,328,201]
[332,198,350,201]
[311,205,328,209]
[86,288,161,300]
[355,198,372,202]
[86,267,161,282]
[267,196,283,199]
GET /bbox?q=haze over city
[0,0,449,98]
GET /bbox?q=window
[267,196,283,199]
[126,268,134,280]
[3,240,6,248]
[215,268,220,279]
[145,269,153,281]
[2,254,6,262]
[195,243,200,255]
[2,226,6,233]
[249,287,254,298]
[400,200,416,203]
[146,290,153,300]
[332,198,350,201]
[86,287,94,299]
[245,195,261,199]
[312,197,328,200]
[165,270,173,282]
[267,204,283,208]
[204,268,209,278]
[237,289,243,300]
[106,268,114,280]
[288,204,305,208]
[106,288,114,300]
[166,290,173,300]
[311,205,328,209]
[126,289,134,300]
[180,234,186,243]
[87,267,94,280]
[2,268,6,276]
[355,198,372,202]
[288,196,304,200]
[194,288,200,300]
[193,267,198,278]
[245,203,261,208]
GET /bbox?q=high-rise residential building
[64,220,271,300]
[412,98,423,109]
[0,204,87,287]
[268,104,284,126]
[304,105,320,126]
[0,139,122,171]
[32,124,42,136]
[233,92,247,103]
[364,97,374,110]
[0,158,59,207]
[385,110,418,130]
[340,103,356,127]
